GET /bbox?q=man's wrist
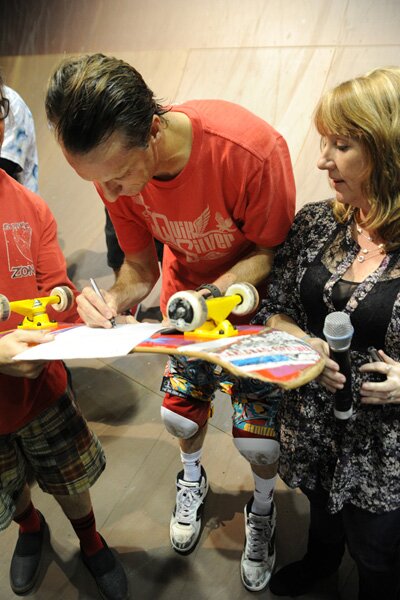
[195,283,222,298]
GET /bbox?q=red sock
[14,501,41,533]
[70,510,104,556]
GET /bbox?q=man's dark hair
[45,53,169,154]
[0,72,5,105]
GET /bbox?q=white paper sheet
[13,323,164,360]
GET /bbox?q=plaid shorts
[161,356,281,439]
[0,388,106,530]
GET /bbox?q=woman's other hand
[359,350,400,404]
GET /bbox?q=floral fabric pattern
[254,200,400,514]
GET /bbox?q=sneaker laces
[246,515,272,562]
[176,482,203,524]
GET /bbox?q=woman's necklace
[356,224,373,242]
[355,223,386,263]
[356,244,385,262]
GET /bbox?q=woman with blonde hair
[254,67,400,599]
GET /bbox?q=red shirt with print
[0,171,79,434]
[103,100,296,312]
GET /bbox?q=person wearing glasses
[0,79,129,600]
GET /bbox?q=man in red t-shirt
[46,53,296,592]
[0,80,128,600]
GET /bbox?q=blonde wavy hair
[314,67,400,250]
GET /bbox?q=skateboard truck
[166,283,259,339]
[0,286,74,330]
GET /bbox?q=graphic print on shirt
[3,222,34,278]
[135,197,237,262]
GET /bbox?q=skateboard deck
[7,322,324,390]
[132,325,324,389]
[2,286,324,388]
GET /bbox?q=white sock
[251,473,277,516]
[180,449,202,482]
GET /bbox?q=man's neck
[155,111,192,180]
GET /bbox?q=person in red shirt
[45,53,296,592]
[0,79,128,600]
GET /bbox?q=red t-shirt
[0,170,79,434]
[103,100,296,312]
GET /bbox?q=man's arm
[211,246,275,294]
[110,244,160,311]
[76,242,160,327]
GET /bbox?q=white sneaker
[240,499,276,592]
[170,467,209,553]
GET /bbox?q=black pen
[89,278,116,328]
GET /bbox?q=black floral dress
[254,200,400,514]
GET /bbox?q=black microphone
[323,312,354,420]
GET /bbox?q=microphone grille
[324,311,353,337]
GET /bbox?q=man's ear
[150,115,162,143]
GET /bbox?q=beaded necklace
[355,223,385,263]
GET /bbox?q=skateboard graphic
[159,282,324,388]
[2,283,325,388]
[133,325,324,389]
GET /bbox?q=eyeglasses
[0,97,10,121]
